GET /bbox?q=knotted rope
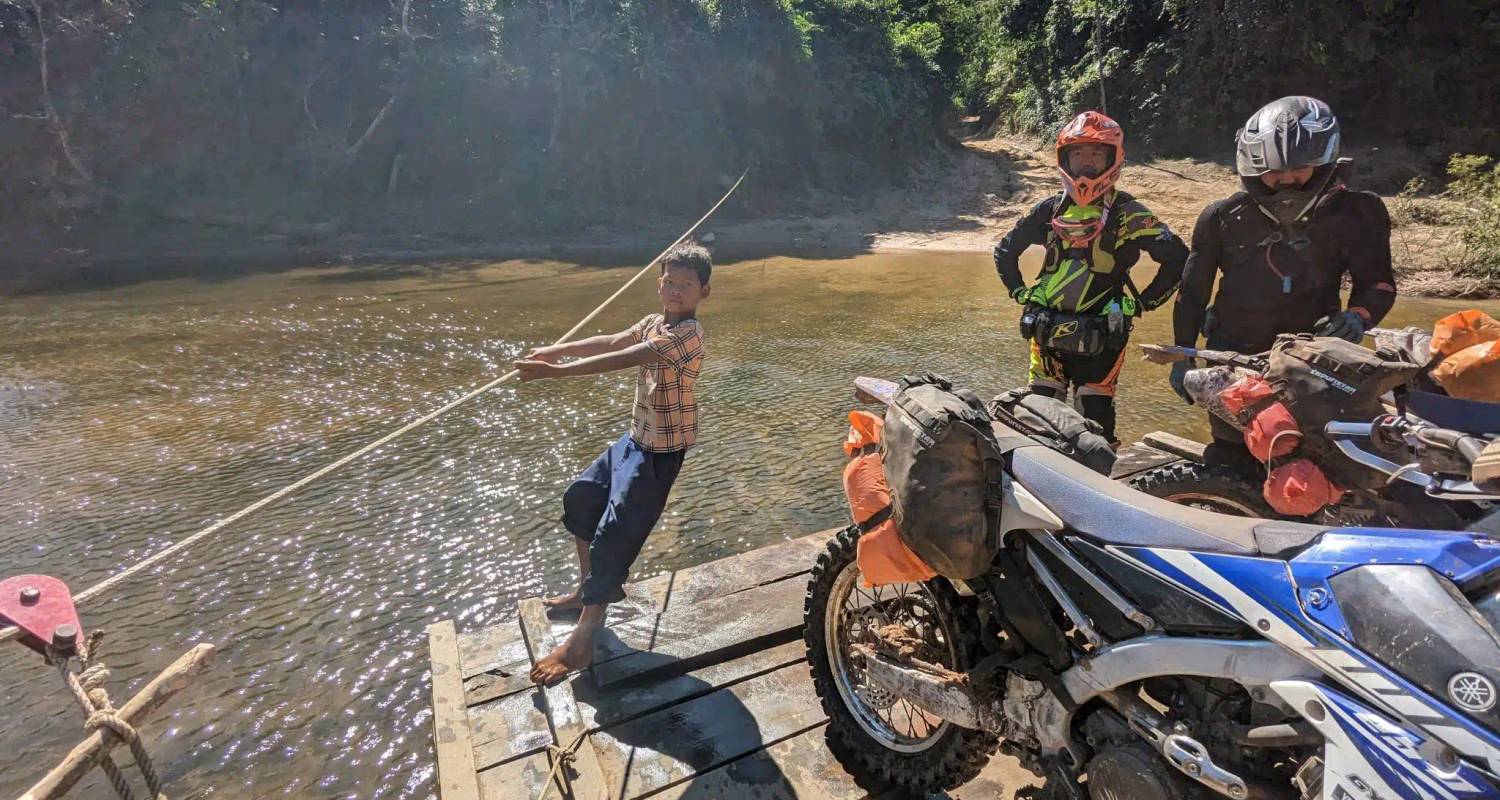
[48,634,168,800]
[536,728,591,800]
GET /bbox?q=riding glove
[1316,310,1367,342]
[1169,360,1194,404]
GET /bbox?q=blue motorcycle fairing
[1290,530,1500,591]
[1274,679,1500,800]
[1288,530,1500,650]
[1107,541,1500,782]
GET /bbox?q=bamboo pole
[19,644,216,800]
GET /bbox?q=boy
[513,243,710,685]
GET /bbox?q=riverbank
[3,134,1492,298]
[715,134,1496,299]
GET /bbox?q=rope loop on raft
[48,633,169,800]
[537,729,591,800]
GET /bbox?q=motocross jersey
[994,190,1188,315]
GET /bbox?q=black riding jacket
[1173,188,1398,351]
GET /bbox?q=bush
[1446,154,1500,280]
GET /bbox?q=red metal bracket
[0,575,83,658]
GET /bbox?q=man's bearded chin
[1073,166,1102,179]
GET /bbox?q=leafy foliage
[929,0,1500,154]
[0,0,940,242]
[1445,155,1500,280]
[3,0,1498,251]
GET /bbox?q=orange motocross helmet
[1056,110,1125,208]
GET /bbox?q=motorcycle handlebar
[1412,425,1487,467]
[1326,417,1490,474]
[1324,421,1374,439]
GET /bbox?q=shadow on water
[570,630,790,798]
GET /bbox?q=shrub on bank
[1446,155,1500,282]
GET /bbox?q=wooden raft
[426,530,1039,800]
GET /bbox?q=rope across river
[0,169,747,646]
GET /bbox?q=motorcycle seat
[1003,426,1326,557]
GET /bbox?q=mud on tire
[1128,461,1275,518]
[803,526,997,794]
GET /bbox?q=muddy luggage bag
[1265,334,1419,429]
[881,374,1005,580]
[988,389,1116,476]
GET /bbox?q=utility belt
[1020,299,1135,356]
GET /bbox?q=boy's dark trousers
[562,433,684,606]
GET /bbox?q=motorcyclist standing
[995,110,1188,446]
[1171,96,1398,438]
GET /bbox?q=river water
[0,251,1475,798]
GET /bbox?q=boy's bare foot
[529,632,595,686]
[530,605,605,686]
[542,589,584,612]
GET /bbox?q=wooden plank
[476,752,552,800]
[427,621,482,800]
[577,639,805,732]
[457,530,833,686]
[468,688,552,771]
[457,621,533,680]
[1142,430,1207,463]
[590,660,830,798]
[474,715,1042,800]
[473,640,807,771]
[518,598,611,800]
[591,574,808,688]
[647,723,874,800]
[665,530,836,610]
[465,565,810,699]
[464,664,533,708]
[461,574,675,702]
[460,529,814,676]
[542,572,676,655]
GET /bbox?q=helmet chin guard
[1056,111,1124,207]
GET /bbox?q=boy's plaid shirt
[628,314,705,452]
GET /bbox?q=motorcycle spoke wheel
[803,527,998,793]
[832,569,953,751]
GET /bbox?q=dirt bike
[1127,340,1500,531]
[804,376,1500,799]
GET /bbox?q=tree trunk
[345,92,398,162]
[27,0,94,190]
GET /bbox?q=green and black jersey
[993,190,1188,315]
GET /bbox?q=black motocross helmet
[1236,96,1345,223]
[1235,96,1341,188]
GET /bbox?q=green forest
[3,0,1498,262]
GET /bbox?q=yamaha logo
[1448,672,1497,713]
